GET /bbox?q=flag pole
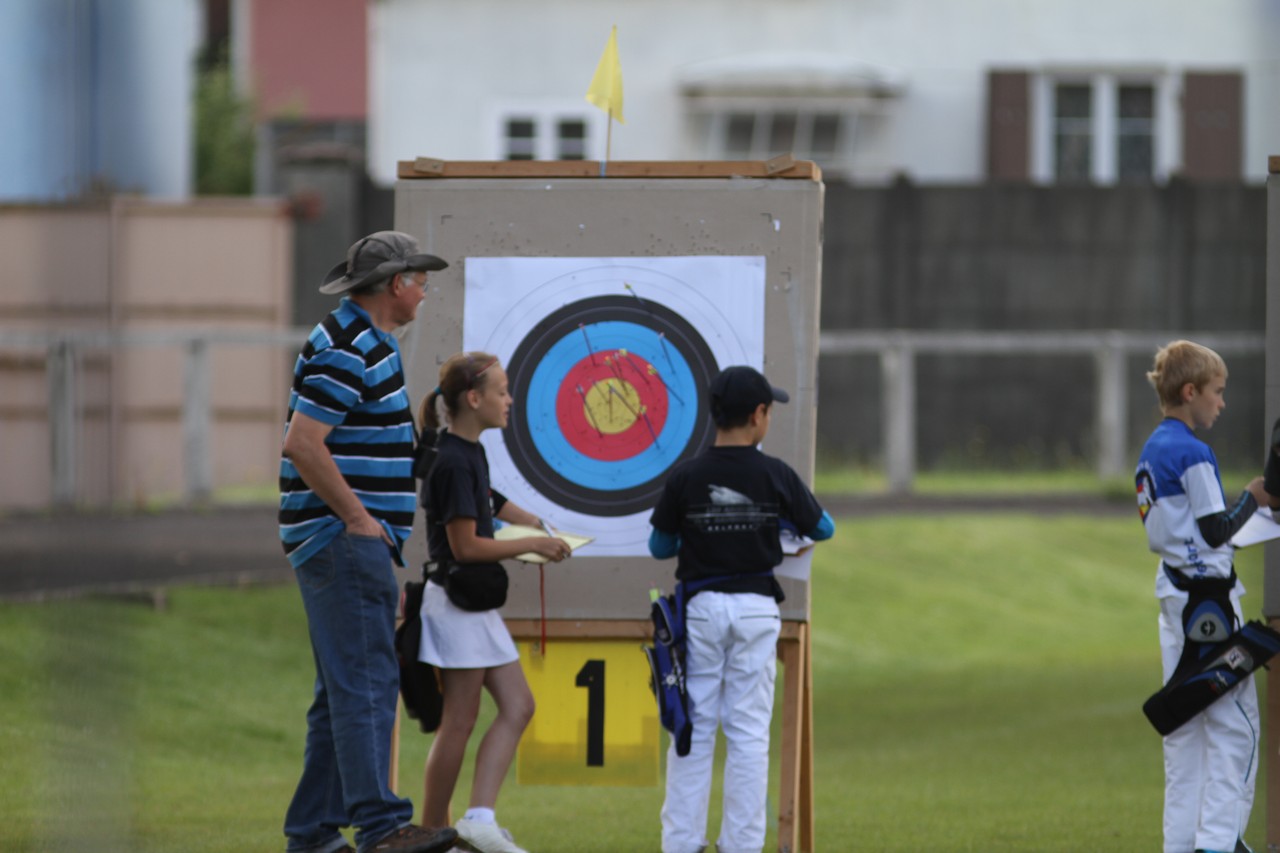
[586,25,622,178]
[602,109,613,177]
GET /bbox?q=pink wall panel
[251,0,367,120]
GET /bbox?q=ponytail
[418,389,443,431]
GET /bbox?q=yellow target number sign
[516,639,660,786]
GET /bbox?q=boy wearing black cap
[648,365,834,853]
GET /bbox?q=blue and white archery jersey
[1136,418,1238,594]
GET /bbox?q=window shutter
[1181,72,1242,181]
[986,71,1030,180]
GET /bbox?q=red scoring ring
[554,351,669,461]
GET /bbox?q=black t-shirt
[420,431,508,564]
[649,445,825,587]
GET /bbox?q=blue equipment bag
[1143,619,1280,736]
[642,578,724,757]
[643,590,692,755]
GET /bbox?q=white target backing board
[394,161,824,621]
[464,256,765,556]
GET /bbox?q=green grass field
[0,514,1269,852]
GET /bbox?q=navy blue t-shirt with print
[650,445,825,587]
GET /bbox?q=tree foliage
[194,53,254,195]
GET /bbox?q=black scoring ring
[504,295,718,516]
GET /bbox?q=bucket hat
[319,231,447,294]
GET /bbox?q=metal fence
[0,327,1264,506]
[819,329,1266,492]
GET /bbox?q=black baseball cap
[709,365,790,421]
[320,230,448,294]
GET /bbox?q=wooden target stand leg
[390,613,403,796]
[387,618,814,851]
[1269,618,1280,849]
[777,621,814,853]
[390,706,401,794]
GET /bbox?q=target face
[507,295,717,516]
[464,257,766,555]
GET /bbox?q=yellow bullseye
[583,378,642,434]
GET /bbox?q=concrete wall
[0,199,293,510]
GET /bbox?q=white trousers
[1158,590,1259,853]
[662,591,781,853]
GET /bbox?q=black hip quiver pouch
[395,579,443,732]
[429,560,509,612]
[1142,569,1280,735]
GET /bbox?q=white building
[368,0,1280,186]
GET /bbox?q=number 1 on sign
[575,659,605,766]
[516,640,660,786]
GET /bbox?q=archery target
[507,296,717,515]
[464,257,765,555]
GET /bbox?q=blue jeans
[284,533,414,853]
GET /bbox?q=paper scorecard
[775,527,817,582]
[494,524,595,563]
[1230,507,1280,549]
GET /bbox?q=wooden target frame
[391,159,824,853]
[1266,154,1280,847]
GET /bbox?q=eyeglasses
[399,271,428,289]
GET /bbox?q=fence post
[183,338,213,505]
[1095,336,1127,480]
[882,340,916,493]
[47,338,78,506]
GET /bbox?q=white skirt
[418,579,519,669]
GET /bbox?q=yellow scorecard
[494,525,594,563]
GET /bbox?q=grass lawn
[0,514,1269,851]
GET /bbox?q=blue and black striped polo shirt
[278,298,416,568]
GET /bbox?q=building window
[556,119,587,160]
[1033,72,1172,184]
[493,107,601,161]
[711,110,850,167]
[1052,84,1092,182]
[504,118,537,161]
[1116,84,1155,181]
[725,114,756,158]
[677,53,904,181]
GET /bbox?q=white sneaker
[454,819,528,853]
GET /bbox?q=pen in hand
[538,518,572,560]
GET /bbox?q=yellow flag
[585,26,624,124]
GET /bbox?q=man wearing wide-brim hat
[279,231,456,853]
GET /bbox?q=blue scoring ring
[524,320,699,491]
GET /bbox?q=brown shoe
[369,824,459,853]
